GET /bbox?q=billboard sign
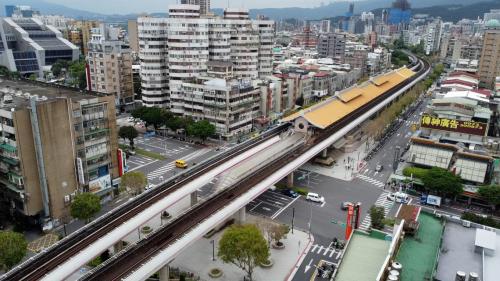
[89,174,111,193]
[76,157,85,185]
[420,114,487,136]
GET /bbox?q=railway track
[83,57,430,280]
[1,124,290,281]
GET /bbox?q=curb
[285,234,315,281]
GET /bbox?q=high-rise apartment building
[478,20,500,88]
[0,79,119,224]
[87,24,134,109]
[70,20,101,56]
[424,19,442,55]
[317,33,347,62]
[137,5,275,108]
[0,17,79,77]
[127,20,139,54]
[180,0,210,15]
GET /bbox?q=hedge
[402,167,429,180]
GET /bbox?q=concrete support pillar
[238,207,246,224]
[286,172,294,188]
[322,148,328,158]
[113,241,124,254]
[191,190,198,206]
[159,264,170,281]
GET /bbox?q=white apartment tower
[181,0,210,15]
[138,5,275,108]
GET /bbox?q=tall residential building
[478,20,500,89]
[424,19,442,55]
[127,20,139,54]
[0,78,119,224]
[0,17,79,77]
[71,20,101,56]
[317,33,346,62]
[87,24,134,109]
[180,0,210,15]
[484,9,500,22]
[137,5,275,108]
[320,20,331,33]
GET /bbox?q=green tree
[131,106,148,120]
[369,206,385,230]
[421,167,463,197]
[187,120,216,142]
[218,224,270,281]
[68,60,87,89]
[70,193,101,223]
[51,59,69,77]
[478,185,500,208]
[270,224,290,247]
[120,171,147,196]
[119,126,139,148]
[132,107,172,130]
[0,231,27,270]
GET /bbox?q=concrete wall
[37,99,78,220]
[14,109,43,216]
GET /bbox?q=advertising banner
[420,114,487,136]
[89,174,111,193]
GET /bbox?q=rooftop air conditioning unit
[462,220,471,228]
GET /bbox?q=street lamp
[210,239,215,261]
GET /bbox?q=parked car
[341,201,353,210]
[282,188,299,198]
[306,192,325,203]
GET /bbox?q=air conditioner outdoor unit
[462,220,471,228]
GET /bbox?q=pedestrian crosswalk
[356,174,385,188]
[358,191,394,231]
[146,148,211,181]
[309,244,342,259]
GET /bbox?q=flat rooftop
[436,222,482,281]
[396,212,444,281]
[0,78,104,109]
[335,232,390,281]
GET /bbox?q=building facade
[0,17,79,77]
[317,33,346,62]
[87,24,134,109]
[137,5,275,109]
[478,20,500,89]
[0,79,119,225]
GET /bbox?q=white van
[387,192,409,204]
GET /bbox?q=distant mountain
[238,0,491,20]
[402,1,500,22]
[0,0,496,22]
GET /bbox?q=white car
[387,192,409,203]
[306,192,325,203]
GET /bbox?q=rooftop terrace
[0,78,106,109]
[335,231,390,281]
[396,212,444,281]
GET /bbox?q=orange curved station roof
[282,67,415,129]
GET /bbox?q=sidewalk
[301,139,373,181]
[169,216,311,281]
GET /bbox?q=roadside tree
[421,167,463,197]
[0,231,27,270]
[478,185,500,209]
[187,120,216,142]
[70,193,101,223]
[218,224,269,281]
[120,171,147,196]
[369,206,385,230]
[119,126,139,148]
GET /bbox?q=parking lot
[246,190,300,219]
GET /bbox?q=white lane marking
[249,202,262,212]
[128,160,160,172]
[336,250,342,259]
[271,195,301,219]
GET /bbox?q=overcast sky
[45,0,339,14]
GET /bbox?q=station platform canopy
[282,67,415,129]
